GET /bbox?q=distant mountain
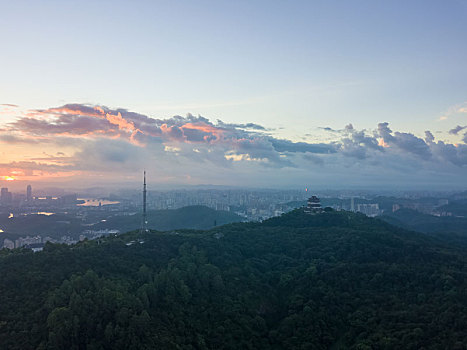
[438,199,467,217]
[1,209,467,349]
[381,208,467,237]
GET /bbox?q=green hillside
[1,209,466,349]
[94,205,244,232]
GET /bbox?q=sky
[1,0,467,190]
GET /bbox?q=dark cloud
[9,115,112,136]
[217,121,266,131]
[425,131,435,143]
[427,140,467,167]
[15,103,334,167]
[341,139,371,159]
[421,130,467,166]
[182,127,218,143]
[1,103,19,107]
[2,103,467,187]
[378,122,432,160]
[377,122,393,138]
[269,139,338,154]
[449,125,467,135]
[230,138,294,168]
[41,103,102,116]
[114,108,158,125]
[338,124,384,159]
[163,125,185,141]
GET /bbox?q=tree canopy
[1,209,466,349]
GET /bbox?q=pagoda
[304,195,323,214]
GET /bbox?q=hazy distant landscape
[2,187,467,249]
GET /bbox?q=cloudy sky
[1,0,467,189]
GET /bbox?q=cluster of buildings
[0,187,309,250]
[0,188,13,205]
[354,203,380,217]
[0,185,80,209]
[391,198,451,217]
[3,235,54,250]
[118,188,307,221]
[1,185,33,206]
[2,229,121,251]
[1,186,307,220]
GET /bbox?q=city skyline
[1,1,467,189]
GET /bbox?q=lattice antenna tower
[141,170,148,233]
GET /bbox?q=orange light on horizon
[3,176,16,181]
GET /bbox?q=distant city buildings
[27,185,32,202]
[3,238,14,249]
[0,186,460,250]
[2,229,120,250]
[391,198,451,216]
[356,203,380,217]
[59,194,78,205]
[15,235,42,248]
[1,188,12,205]
[0,188,308,249]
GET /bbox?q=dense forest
[1,209,467,349]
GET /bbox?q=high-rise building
[27,185,32,202]
[1,188,12,205]
[356,203,380,217]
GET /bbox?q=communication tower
[141,171,148,233]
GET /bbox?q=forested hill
[381,208,467,238]
[93,205,244,232]
[262,208,390,229]
[1,210,467,349]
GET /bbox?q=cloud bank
[1,103,467,188]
